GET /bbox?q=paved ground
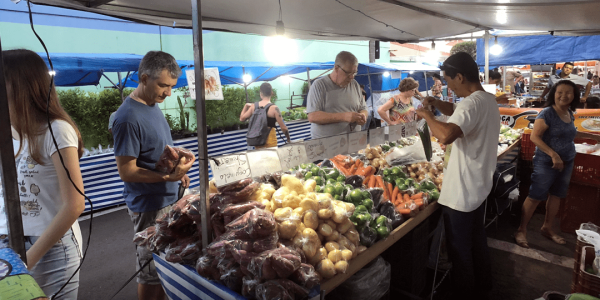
[77,201,577,300]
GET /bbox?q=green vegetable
[310,166,320,175]
[334,182,345,196]
[376,215,388,226]
[350,189,364,204]
[337,174,346,182]
[391,167,401,175]
[326,178,337,186]
[326,169,340,180]
[420,180,437,191]
[381,145,390,152]
[299,163,308,170]
[361,190,371,200]
[389,142,396,147]
[428,190,440,200]
[361,199,374,212]
[384,175,394,184]
[313,176,324,186]
[383,169,391,177]
[355,205,368,214]
[323,186,336,196]
[398,184,408,191]
[417,123,433,162]
[405,178,415,187]
[377,225,390,239]
[315,185,322,193]
[304,172,313,180]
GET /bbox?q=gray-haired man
[113,51,195,300]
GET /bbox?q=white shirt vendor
[547,73,590,90]
[438,91,500,212]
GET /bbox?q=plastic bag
[165,236,202,264]
[248,247,303,281]
[576,229,600,275]
[224,208,278,240]
[377,201,405,229]
[289,263,321,289]
[255,279,309,300]
[133,225,156,247]
[328,256,391,300]
[155,145,195,174]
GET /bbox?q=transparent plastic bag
[132,225,156,247]
[329,256,391,300]
[155,145,195,174]
[255,279,309,300]
[248,247,303,281]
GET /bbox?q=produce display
[498,124,524,154]
[282,107,308,122]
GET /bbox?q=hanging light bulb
[383,72,390,77]
[276,21,285,37]
[490,36,503,55]
[243,74,252,83]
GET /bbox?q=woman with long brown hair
[0,49,85,299]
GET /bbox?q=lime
[313,176,324,186]
[334,194,342,200]
[384,175,394,184]
[326,178,337,186]
[391,167,401,175]
[381,145,390,152]
[362,199,374,212]
[310,166,320,175]
[405,178,415,186]
[323,186,336,196]
[398,184,408,191]
[361,190,371,200]
[334,182,345,196]
[304,171,313,180]
[350,189,364,203]
[326,169,340,180]
[300,163,308,170]
[377,225,390,239]
[315,185,322,193]
[307,163,315,169]
[383,169,391,176]
[337,174,346,182]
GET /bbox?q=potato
[283,194,302,208]
[341,249,353,261]
[325,241,340,252]
[318,223,333,237]
[302,228,319,242]
[410,172,417,178]
[335,261,349,273]
[328,249,343,263]
[317,259,336,278]
[356,245,367,256]
[427,172,435,179]
[338,235,355,253]
[282,174,305,195]
[332,206,349,224]
[293,207,306,217]
[325,220,337,231]
[336,218,353,234]
[303,179,317,193]
[306,192,317,200]
[261,199,272,211]
[272,187,290,202]
[325,230,340,242]
[372,159,380,168]
[300,198,319,212]
[279,220,298,240]
[262,184,276,198]
[303,210,319,230]
[309,247,328,266]
[302,240,318,258]
[209,180,218,193]
[317,232,325,242]
[296,222,306,233]
[292,232,304,248]
[344,229,360,245]
[316,207,331,219]
[317,194,332,209]
[344,202,355,215]
[366,153,374,160]
[274,207,293,222]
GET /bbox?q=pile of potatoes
[262,175,367,279]
[405,161,444,191]
[360,145,389,170]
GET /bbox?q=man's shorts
[529,155,574,201]
[128,205,172,285]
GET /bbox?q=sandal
[514,231,529,248]
[540,229,566,245]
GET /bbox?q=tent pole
[484,30,490,84]
[243,66,249,103]
[0,38,27,261]
[502,67,507,94]
[423,71,429,95]
[191,0,211,249]
[366,66,374,130]
[117,72,124,101]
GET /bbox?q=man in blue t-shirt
[112,51,195,300]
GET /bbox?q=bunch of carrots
[390,186,426,215]
[330,155,376,178]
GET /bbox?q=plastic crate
[520,133,535,161]
[561,183,600,234]
[572,223,600,293]
[575,246,600,297]
[571,139,600,187]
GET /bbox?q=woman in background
[1,49,85,299]
[377,78,423,125]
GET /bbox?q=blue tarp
[40,53,142,86]
[476,35,600,66]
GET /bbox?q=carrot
[381,179,390,200]
[397,193,403,204]
[404,193,410,203]
[411,193,424,200]
[397,208,411,215]
[357,166,373,177]
[391,186,399,204]
[368,175,377,189]
[413,199,424,207]
[356,159,364,168]
[387,182,394,199]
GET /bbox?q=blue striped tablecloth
[80,120,311,213]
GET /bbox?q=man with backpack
[241,83,291,148]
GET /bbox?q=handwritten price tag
[348,131,368,154]
[305,139,326,162]
[404,121,418,137]
[369,127,385,146]
[278,143,309,170]
[389,124,403,142]
[325,134,349,158]
[209,154,251,186]
[246,150,282,177]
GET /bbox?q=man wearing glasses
[306,51,368,139]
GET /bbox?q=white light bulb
[491,44,503,55]
[383,72,390,77]
[243,74,252,83]
[281,75,291,83]
[49,70,56,76]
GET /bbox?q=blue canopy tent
[39,53,143,86]
[476,34,600,66]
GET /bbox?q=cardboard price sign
[246,150,282,177]
[209,154,251,186]
[347,131,368,154]
[305,139,326,162]
[389,124,403,142]
[404,121,418,137]
[369,127,385,146]
[325,134,349,158]
[278,144,309,170]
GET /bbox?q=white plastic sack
[576,229,600,275]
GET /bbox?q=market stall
[499,107,600,132]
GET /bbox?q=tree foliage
[450,41,476,60]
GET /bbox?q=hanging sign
[348,131,368,154]
[186,67,224,100]
[369,127,385,146]
[246,149,282,177]
[305,138,327,162]
[209,154,251,186]
[277,143,309,170]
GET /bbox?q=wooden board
[320,202,439,294]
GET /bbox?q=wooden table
[497,139,521,162]
[320,202,439,295]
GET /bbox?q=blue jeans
[25,229,82,300]
[529,155,574,201]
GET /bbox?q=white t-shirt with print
[0,121,82,246]
[438,91,500,212]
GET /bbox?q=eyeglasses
[337,65,358,77]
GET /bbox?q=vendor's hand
[496,94,510,104]
[166,156,196,182]
[346,112,366,124]
[551,155,564,172]
[581,96,587,103]
[421,96,437,108]
[181,174,190,188]
[416,107,434,120]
